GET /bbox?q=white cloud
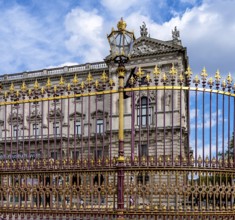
[64,8,108,63]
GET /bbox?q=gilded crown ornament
[117,17,126,31]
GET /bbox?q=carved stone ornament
[8,112,23,124]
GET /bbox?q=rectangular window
[94,149,102,160]
[75,121,81,135]
[96,119,103,134]
[140,144,148,157]
[13,125,19,137]
[51,151,57,160]
[53,122,60,136]
[33,124,39,136]
[71,151,79,160]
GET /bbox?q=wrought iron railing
[0,66,235,219]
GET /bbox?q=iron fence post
[117,65,125,220]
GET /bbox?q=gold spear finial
[193,75,200,84]
[136,67,144,79]
[34,79,39,90]
[59,76,65,86]
[9,82,15,93]
[145,74,151,83]
[101,71,108,83]
[67,83,71,91]
[54,85,57,93]
[21,81,27,92]
[201,67,208,79]
[46,78,52,89]
[153,65,161,78]
[95,80,99,89]
[80,81,85,90]
[226,72,233,84]
[109,78,115,87]
[28,88,32,96]
[185,66,192,78]
[129,76,136,86]
[178,73,184,84]
[41,86,45,94]
[169,63,177,76]
[215,70,221,82]
[207,77,214,87]
[72,74,79,85]
[161,72,168,83]
[86,72,93,84]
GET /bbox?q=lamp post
[107,18,135,220]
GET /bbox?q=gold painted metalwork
[34,79,40,90]
[215,69,221,83]
[72,74,79,85]
[21,81,27,92]
[117,17,127,31]
[136,67,144,79]
[201,67,208,80]
[46,78,52,89]
[169,63,177,76]
[86,72,93,86]
[227,72,232,85]
[59,76,65,86]
[161,72,168,83]
[100,71,108,83]
[153,65,161,78]
[9,83,15,94]
[185,66,192,78]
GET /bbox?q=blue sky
[0,0,234,79]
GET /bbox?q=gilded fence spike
[28,88,32,96]
[21,81,27,92]
[86,72,93,84]
[41,86,45,94]
[129,76,135,86]
[9,83,15,94]
[201,67,208,79]
[16,90,19,97]
[54,85,57,93]
[67,83,71,91]
[185,66,192,78]
[145,74,151,83]
[46,78,52,89]
[178,73,184,84]
[226,72,232,85]
[80,81,85,90]
[214,70,221,82]
[161,72,168,84]
[109,79,115,87]
[95,80,99,89]
[207,77,214,87]
[169,63,177,76]
[153,65,161,78]
[101,71,108,83]
[193,75,200,85]
[136,67,144,79]
[221,79,226,89]
[72,74,79,85]
[59,76,65,86]
[34,80,40,90]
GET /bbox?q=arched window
[137,97,151,127]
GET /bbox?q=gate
[0,65,235,220]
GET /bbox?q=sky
[0,0,234,79]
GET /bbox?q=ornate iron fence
[0,66,235,219]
